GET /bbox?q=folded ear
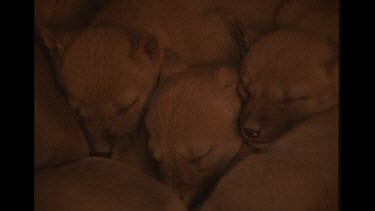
[134,32,161,63]
[38,25,63,54]
[230,19,272,59]
[36,24,76,66]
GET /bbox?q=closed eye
[114,98,139,115]
[189,148,213,165]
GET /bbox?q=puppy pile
[35,0,338,210]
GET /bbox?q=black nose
[243,128,261,139]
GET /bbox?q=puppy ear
[37,24,63,55]
[215,66,239,89]
[36,25,76,67]
[134,32,161,63]
[231,19,272,59]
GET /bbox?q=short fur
[40,24,162,157]
[35,158,187,211]
[200,107,338,211]
[35,41,89,169]
[145,66,242,206]
[237,29,338,147]
[93,0,243,66]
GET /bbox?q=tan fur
[238,29,338,147]
[35,158,187,211]
[35,42,89,169]
[200,107,338,211]
[145,66,242,206]
[111,126,158,177]
[40,24,163,157]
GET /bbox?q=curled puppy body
[92,0,172,54]
[200,107,338,211]
[40,24,163,159]
[35,0,108,30]
[93,0,243,66]
[145,66,243,207]
[276,0,339,44]
[237,28,338,149]
[35,158,188,211]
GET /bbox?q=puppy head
[238,29,338,147]
[146,67,242,206]
[42,25,162,154]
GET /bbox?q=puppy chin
[90,137,112,157]
[179,188,199,207]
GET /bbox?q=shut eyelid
[189,148,213,162]
[113,97,140,114]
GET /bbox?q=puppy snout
[241,120,261,139]
[243,128,261,138]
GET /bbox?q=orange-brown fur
[237,29,338,148]
[93,0,246,66]
[35,158,187,211]
[46,25,162,157]
[35,40,89,169]
[200,107,338,211]
[146,66,242,206]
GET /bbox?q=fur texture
[200,107,338,211]
[145,66,243,206]
[41,25,162,156]
[93,0,243,66]
[35,42,89,169]
[237,29,338,147]
[35,158,187,211]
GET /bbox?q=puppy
[200,106,338,211]
[40,24,162,156]
[145,66,242,206]
[237,28,338,148]
[35,157,187,211]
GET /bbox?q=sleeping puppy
[200,106,338,211]
[237,28,338,148]
[145,66,243,207]
[35,157,188,211]
[39,24,162,157]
